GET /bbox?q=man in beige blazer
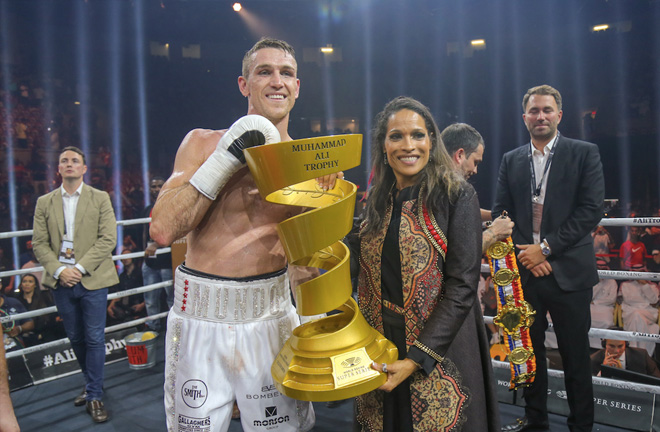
[32,146,118,424]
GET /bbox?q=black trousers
[522,274,594,432]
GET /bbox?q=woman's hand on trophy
[372,359,420,392]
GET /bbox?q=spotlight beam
[135,0,151,207]
[75,0,91,165]
[109,0,124,256]
[0,0,20,289]
[38,1,58,189]
[319,5,334,136]
[362,0,373,186]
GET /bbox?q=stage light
[471,39,485,46]
[592,24,609,32]
[233,3,242,12]
[321,46,334,54]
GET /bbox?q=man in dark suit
[32,146,119,423]
[591,339,660,378]
[493,85,605,432]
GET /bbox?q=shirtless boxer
[150,38,335,432]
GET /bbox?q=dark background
[1,0,659,224]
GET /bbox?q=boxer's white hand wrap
[189,115,280,200]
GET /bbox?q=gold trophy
[245,134,398,401]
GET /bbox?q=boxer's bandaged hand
[190,115,280,200]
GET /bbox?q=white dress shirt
[54,183,87,279]
[530,132,559,244]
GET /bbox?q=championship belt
[486,214,536,389]
[244,134,397,401]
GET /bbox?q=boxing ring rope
[598,217,660,227]
[0,248,172,279]
[0,217,174,364]
[481,265,660,283]
[0,217,151,240]
[0,280,172,325]
[3,311,170,360]
[482,316,660,346]
[1,278,173,360]
[2,216,660,394]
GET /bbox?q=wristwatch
[540,239,551,257]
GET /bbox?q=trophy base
[271,298,398,402]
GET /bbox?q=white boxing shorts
[165,264,315,432]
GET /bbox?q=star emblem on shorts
[181,279,189,311]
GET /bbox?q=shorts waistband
[179,263,287,282]
[173,265,292,323]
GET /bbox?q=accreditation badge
[58,240,76,265]
[532,202,543,235]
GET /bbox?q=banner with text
[12,328,136,388]
[494,367,658,431]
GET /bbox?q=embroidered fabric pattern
[401,202,444,335]
[357,362,468,432]
[357,213,390,335]
[358,189,462,431]
[411,360,468,432]
[355,388,385,432]
[419,202,448,260]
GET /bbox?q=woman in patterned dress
[353,96,500,431]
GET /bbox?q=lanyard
[62,191,78,239]
[528,134,559,200]
[63,201,68,237]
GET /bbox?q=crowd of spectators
[3,74,660,364]
[583,218,660,358]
